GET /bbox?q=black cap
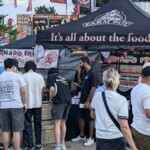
[142,66,150,77]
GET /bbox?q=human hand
[77,67,81,74]
[23,104,27,113]
[84,101,90,109]
[49,99,53,104]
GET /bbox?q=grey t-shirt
[0,71,26,108]
[91,90,128,139]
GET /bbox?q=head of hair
[143,62,150,69]
[103,68,120,90]
[24,61,36,72]
[48,68,59,76]
[142,66,150,78]
[4,58,16,69]
[80,57,90,65]
[13,59,19,68]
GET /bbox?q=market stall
[36,0,150,139]
[36,0,150,50]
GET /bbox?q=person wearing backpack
[47,68,71,150]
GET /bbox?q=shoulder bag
[102,91,121,131]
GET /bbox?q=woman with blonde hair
[91,68,138,150]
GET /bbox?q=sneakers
[71,135,86,142]
[60,143,66,150]
[35,145,43,150]
[83,138,94,146]
[24,147,35,150]
[0,143,3,150]
[8,143,13,150]
[54,146,61,150]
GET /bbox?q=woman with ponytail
[91,68,138,150]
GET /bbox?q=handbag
[102,91,121,131]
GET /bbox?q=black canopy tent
[3,35,36,49]
[36,0,150,50]
[2,35,66,50]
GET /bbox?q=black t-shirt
[47,74,71,104]
[80,69,99,103]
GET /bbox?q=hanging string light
[107,59,112,64]
[130,47,135,52]
[123,51,128,57]
[91,57,95,62]
[116,56,120,61]
[84,53,88,57]
[99,60,103,64]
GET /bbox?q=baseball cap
[143,62,150,68]
[142,66,150,77]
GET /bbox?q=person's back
[131,83,150,135]
[131,66,150,150]
[23,61,45,150]
[23,71,45,108]
[93,90,128,139]
[91,68,137,150]
[47,73,71,104]
[0,58,26,150]
[0,71,24,108]
[47,68,71,150]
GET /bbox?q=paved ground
[43,141,131,150]
[44,141,95,150]
[7,141,131,150]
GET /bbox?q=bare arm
[91,109,95,119]
[20,86,27,111]
[84,87,97,108]
[49,86,55,104]
[119,119,138,150]
[86,87,97,103]
[77,68,82,85]
[145,109,150,119]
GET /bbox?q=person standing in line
[72,57,99,146]
[131,66,150,150]
[47,68,71,150]
[8,59,23,150]
[23,61,45,150]
[13,59,22,75]
[0,58,27,150]
[91,68,138,150]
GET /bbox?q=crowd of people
[0,57,150,150]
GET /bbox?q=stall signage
[102,51,150,65]
[0,49,34,67]
[82,10,133,27]
[0,49,59,69]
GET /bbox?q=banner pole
[90,0,92,12]
[66,0,67,14]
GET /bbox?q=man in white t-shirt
[23,61,45,150]
[0,58,27,150]
[131,66,150,150]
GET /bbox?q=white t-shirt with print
[131,83,150,136]
[0,71,26,108]
[91,90,128,139]
[23,71,45,109]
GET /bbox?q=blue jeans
[23,108,42,148]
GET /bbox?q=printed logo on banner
[78,0,90,5]
[82,9,133,27]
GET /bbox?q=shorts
[0,108,24,132]
[51,103,71,120]
[79,108,93,121]
[131,127,150,150]
[96,137,127,150]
